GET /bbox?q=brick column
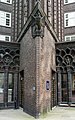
[35,37,41,118]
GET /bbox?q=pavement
[0,107,75,120]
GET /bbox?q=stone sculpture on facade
[32,10,45,38]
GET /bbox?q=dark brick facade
[20,28,36,116]
[12,0,63,42]
[1,0,75,119]
[16,2,58,118]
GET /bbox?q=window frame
[64,0,68,4]
[64,0,75,4]
[0,34,11,42]
[0,11,11,27]
[0,0,12,4]
[65,35,75,41]
[8,73,14,102]
[64,12,75,27]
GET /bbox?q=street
[0,107,75,120]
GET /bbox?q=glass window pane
[7,0,10,3]
[64,12,75,27]
[61,73,68,102]
[6,13,10,18]
[8,74,13,102]
[0,0,12,4]
[6,19,10,26]
[72,74,75,103]
[0,11,11,27]
[0,73,4,103]
[0,34,11,42]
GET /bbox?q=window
[65,36,70,41]
[8,74,14,102]
[66,19,68,26]
[64,0,75,4]
[65,35,75,41]
[64,12,75,27]
[0,0,12,4]
[66,14,68,18]
[71,36,75,41]
[6,14,10,26]
[7,0,10,3]
[65,0,68,3]
[0,11,11,27]
[5,36,10,41]
[0,35,11,41]
[0,73,4,103]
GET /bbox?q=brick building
[0,0,75,119]
[63,0,75,42]
[11,0,62,117]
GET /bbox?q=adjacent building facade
[56,0,75,106]
[0,0,12,42]
[56,41,75,106]
[63,0,75,42]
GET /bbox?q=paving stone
[0,107,75,120]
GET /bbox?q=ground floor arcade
[56,41,75,106]
[0,41,75,118]
[0,41,20,109]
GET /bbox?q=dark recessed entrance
[20,70,24,108]
[72,74,75,104]
[57,72,75,105]
[61,73,68,103]
[56,46,75,106]
[0,72,14,108]
[51,70,56,108]
[0,42,20,109]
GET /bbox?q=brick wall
[20,28,36,116]
[38,26,56,114]
[20,24,56,117]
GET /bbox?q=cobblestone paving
[0,107,75,120]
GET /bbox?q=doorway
[0,73,4,104]
[20,70,24,108]
[0,73,14,108]
[58,72,75,105]
[72,74,75,103]
[51,70,56,108]
[61,73,68,103]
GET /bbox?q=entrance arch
[0,42,20,109]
